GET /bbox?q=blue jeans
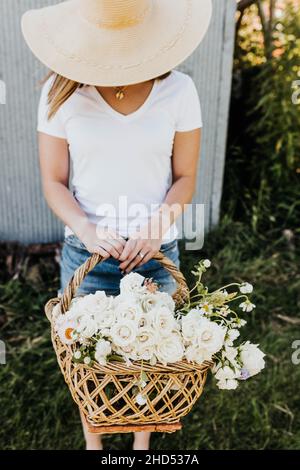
[59,234,180,297]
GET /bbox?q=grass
[0,217,299,450]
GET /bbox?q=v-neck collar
[90,79,158,122]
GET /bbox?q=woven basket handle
[59,251,189,314]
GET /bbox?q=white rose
[181,309,203,342]
[153,292,176,312]
[120,272,146,295]
[155,332,184,365]
[195,317,226,354]
[110,320,138,347]
[136,327,158,348]
[239,282,253,294]
[76,315,99,338]
[114,300,141,323]
[94,307,116,329]
[136,344,156,361]
[185,344,213,365]
[95,339,111,365]
[137,313,152,329]
[239,341,265,377]
[114,343,138,361]
[140,292,157,313]
[150,307,179,337]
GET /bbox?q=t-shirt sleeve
[175,76,203,132]
[37,76,67,139]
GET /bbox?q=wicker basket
[45,251,212,434]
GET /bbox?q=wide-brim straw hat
[21,0,213,86]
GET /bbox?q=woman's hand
[118,231,163,273]
[78,221,126,260]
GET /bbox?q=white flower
[222,346,240,369]
[84,356,92,365]
[203,259,211,268]
[239,282,253,294]
[120,272,146,295]
[181,309,204,342]
[137,313,152,329]
[73,350,82,360]
[140,293,157,313]
[215,365,239,390]
[239,300,256,312]
[110,320,138,347]
[77,315,98,338]
[114,300,141,323]
[155,332,184,365]
[135,393,147,406]
[198,302,213,316]
[94,307,116,329]
[153,292,175,312]
[150,307,179,337]
[185,344,213,365]
[136,345,156,361]
[195,317,226,354]
[136,327,158,348]
[239,341,265,377]
[217,378,239,390]
[57,318,77,345]
[225,328,240,346]
[95,339,111,365]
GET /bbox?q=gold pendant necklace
[114,86,128,100]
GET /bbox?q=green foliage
[224,2,300,234]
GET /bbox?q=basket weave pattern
[45,251,212,430]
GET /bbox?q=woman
[21,0,212,451]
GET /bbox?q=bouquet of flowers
[54,259,265,395]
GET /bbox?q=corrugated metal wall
[0,0,236,244]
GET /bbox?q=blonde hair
[42,70,172,120]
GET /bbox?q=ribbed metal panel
[0,0,236,244]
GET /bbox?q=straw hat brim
[21,0,212,86]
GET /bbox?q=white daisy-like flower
[73,350,82,360]
[198,302,213,316]
[239,300,256,312]
[57,318,77,345]
[203,259,211,268]
[239,282,254,294]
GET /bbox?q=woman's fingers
[118,239,137,264]
[135,250,154,268]
[119,241,145,271]
[93,245,110,259]
[97,239,121,259]
[106,237,127,256]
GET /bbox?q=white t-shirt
[37,70,203,242]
